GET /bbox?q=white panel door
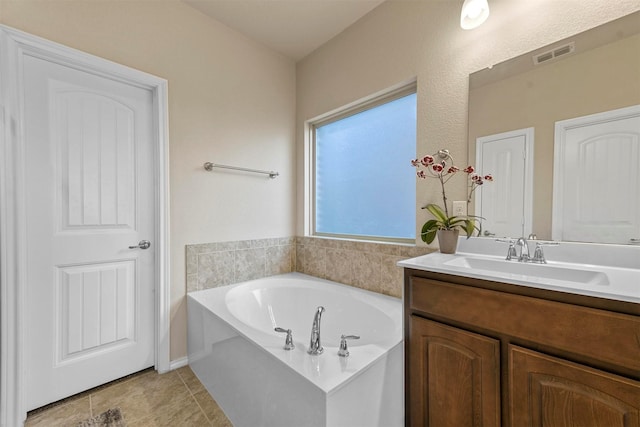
[553,105,640,244]
[23,53,155,410]
[476,128,534,239]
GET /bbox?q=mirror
[468,11,640,243]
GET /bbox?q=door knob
[129,240,151,250]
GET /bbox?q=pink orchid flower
[421,155,434,166]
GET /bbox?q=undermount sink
[443,256,610,287]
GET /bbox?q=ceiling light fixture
[460,0,490,30]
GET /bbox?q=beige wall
[0,0,296,361]
[469,33,640,239]
[296,0,640,242]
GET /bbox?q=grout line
[176,369,197,397]
[176,368,212,424]
[175,367,185,383]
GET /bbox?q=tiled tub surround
[186,237,297,292]
[295,237,433,297]
[186,236,433,298]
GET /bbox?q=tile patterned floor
[25,367,233,426]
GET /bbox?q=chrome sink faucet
[515,237,530,262]
[498,235,558,263]
[308,306,325,355]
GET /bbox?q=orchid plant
[411,149,493,244]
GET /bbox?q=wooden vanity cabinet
[404,269,640,427]
[408,316,501,427]
[510,346,640,426]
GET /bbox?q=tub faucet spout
[307,306,325,355]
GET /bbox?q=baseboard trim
[168,356,188,371]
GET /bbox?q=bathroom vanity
[400,245,640,427]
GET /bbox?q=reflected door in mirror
[553,105,640,244]
[476,128,534,239]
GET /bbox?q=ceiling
[183,0,386,61]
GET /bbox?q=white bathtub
[187,272,403,427]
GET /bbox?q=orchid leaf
[420,219,439,244]
[420,203,483,242]
[425,204,447,223]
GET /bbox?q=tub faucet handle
[338,334,360,357]
[274,327,295,350]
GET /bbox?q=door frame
[0,25,170,426]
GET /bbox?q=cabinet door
[408,316,500,427]
[509,345,640,427]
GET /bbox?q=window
[309,85,417,242]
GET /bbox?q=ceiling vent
[533,42,575,65]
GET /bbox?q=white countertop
[398,239,640,304]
